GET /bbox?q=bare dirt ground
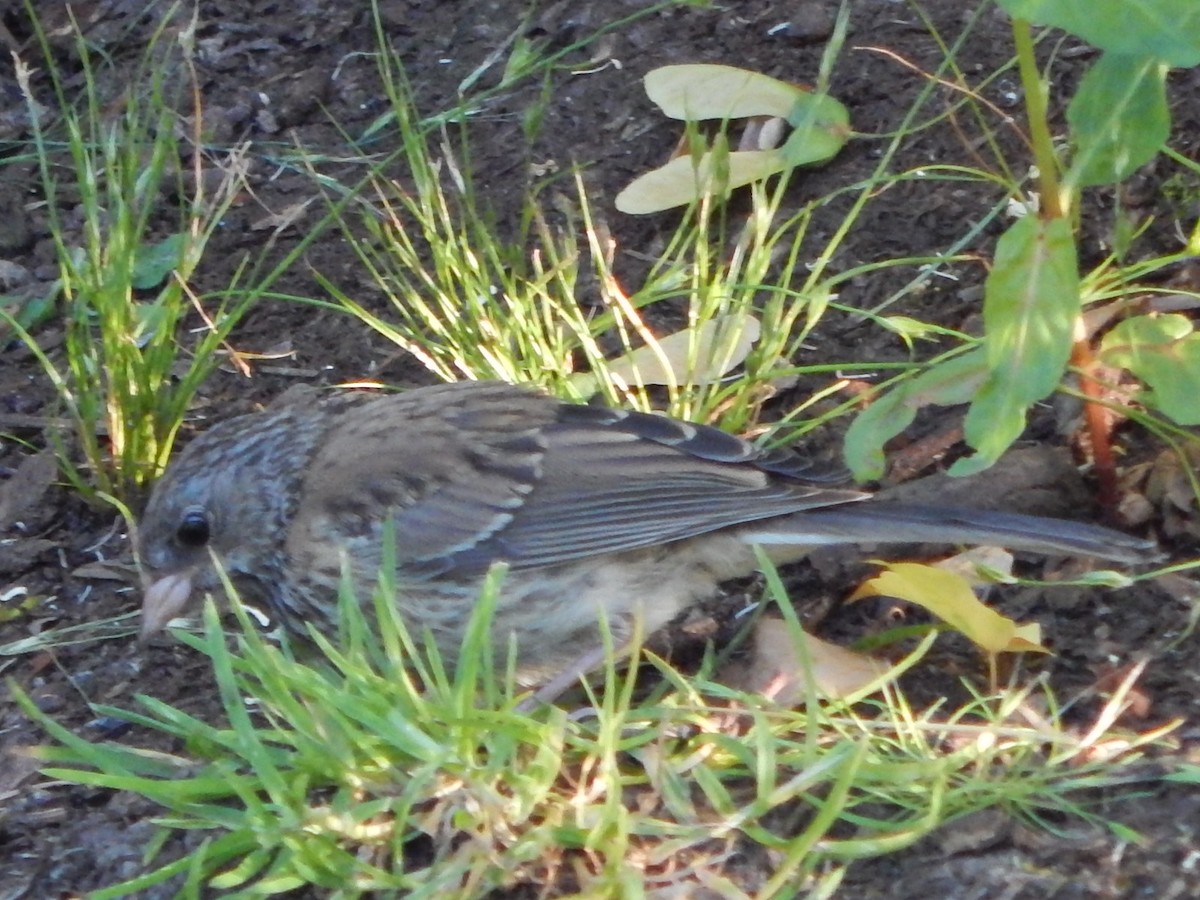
[2,0,1199,896]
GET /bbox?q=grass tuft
[13,556,1176,896]
[4,4,257,502]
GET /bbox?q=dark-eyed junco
[137,381,1157,683]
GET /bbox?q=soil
[2,0,1199,897]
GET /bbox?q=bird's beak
[140,570,196,640]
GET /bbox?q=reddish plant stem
[1069,335,1119,519]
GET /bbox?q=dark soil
[2,1,1199,897]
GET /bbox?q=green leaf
[1100,313,1200,425]
[843,350,989,480]
[997,0,1200,66]
[981,216,1078,378]
[1066,53,1170,188]
[953,217,1078,475]
[131,233,185,290]
[1102,310,1194,346]
[778,112,849,167]
[0,283,60,332]
[1166,765,1200,785]
[951,374,1034,477]
[784,90,850,132]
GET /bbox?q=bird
[137,380,1158,687]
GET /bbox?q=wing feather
[287,382,865,579]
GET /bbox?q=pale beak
[140,570,197,640]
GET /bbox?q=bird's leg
[517,643,615,711]
[515,606,649,711]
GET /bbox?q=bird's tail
[740,502,1160,565]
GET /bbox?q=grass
[11,557,1176,897]
[2,5,259,503]
[4,0,1198,896]
[320,2,991,437]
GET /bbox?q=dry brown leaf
[71,560,139,583]
[723,617,889,704]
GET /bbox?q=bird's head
[136,405,324,638]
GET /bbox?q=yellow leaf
[615,148,785,215]
[1005,624,1047,653]
[620,66,850,214]
[644,64,808,120]
[604,314,761,387]
[849,561,1048,655]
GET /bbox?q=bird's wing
[444,402,864,572]
[289,382,554,571]
[291,382,863,577]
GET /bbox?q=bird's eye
[175,508,211,548]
